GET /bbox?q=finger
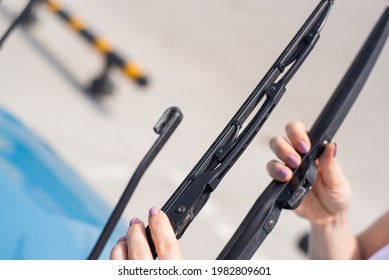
[317,143,346,189]
[315,143,352,213]
[266,159,293,182]
[269,135,302,168]
[285,120,311,154]
[110,237,128,260]
[148,207,183,260]
[318,143,337,168]
[126,218,153,260]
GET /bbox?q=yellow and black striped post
[44,0,148,91]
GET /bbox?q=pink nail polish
[286,155,300,168]
[129,217,140,226]
[298,140,309,154]
[277,169,288,179]
[117,236,127,243]
[149,207,159,217]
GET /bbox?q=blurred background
[1,0,388,259]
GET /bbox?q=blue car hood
[0,108,126,259]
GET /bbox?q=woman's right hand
[266,120,352,226]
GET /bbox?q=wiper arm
[0,0,34,49]
[217,6,389,260]
[88,107,182,260]
[146,0,334,258]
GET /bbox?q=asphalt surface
[1,0,388,259]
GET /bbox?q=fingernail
[333,143,337,158]
[117,235,127,243]
[149,207,159,217]
[286,155,300,168]
[129,217,140,226]
[277,169,289,179]
[298,140,309,154]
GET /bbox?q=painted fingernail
[298,140,309,154]
[149,207,159,217]
[333,143,337,158]
[116,235,127,243]
[277,169,289,179]
[286,155,300,168]
[129,217,140,226]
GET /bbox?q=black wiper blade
[309,7,389,146]
[146,0,334,259]
[217,6,389,260]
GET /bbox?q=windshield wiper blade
[146,0,334,259]
[217,6,389,260]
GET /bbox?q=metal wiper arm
[0,0,34,49]
[87,107,182,260]
[146,0,334,258]
[217,6,389,260]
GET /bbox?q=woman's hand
[266,120,352,226]
[110,207,184,260]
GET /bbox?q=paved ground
[1,0,388,259]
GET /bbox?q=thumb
[317,143,345,189]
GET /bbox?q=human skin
[110,120,389,260]
[110,207,183,260]
[267,120,389,259]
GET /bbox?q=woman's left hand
[110,207,184,260]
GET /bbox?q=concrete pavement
[1,0,388,259]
